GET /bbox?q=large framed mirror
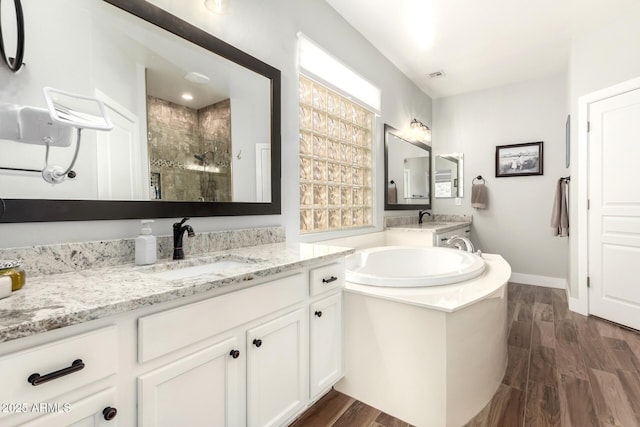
[435,153,464,198]
[384,124,431,210]
[0,0,281,222]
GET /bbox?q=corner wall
[567,8,640,300]
[433,74,569,282]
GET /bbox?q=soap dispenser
[135,220,157,265]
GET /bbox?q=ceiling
[325,0,640,99]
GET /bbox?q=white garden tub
[345,246,485,287]
[335,243,511,426]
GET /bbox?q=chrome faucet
[173,217,195,260]
[418,209,431,224]
[445,235,475,253]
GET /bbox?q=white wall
[567,9,640,298]
[433,74,569,280]
[0,0,432,247]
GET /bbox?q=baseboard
[568,293,589,315]
[509,273,567,289]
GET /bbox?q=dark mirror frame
[0,0,281,223]
[383,124,432,211]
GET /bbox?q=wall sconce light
[204,0,229,14]
[410,118,432,143]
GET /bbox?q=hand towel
[471,183,488,209]
[550,179,569,236]
[387,186,397,204]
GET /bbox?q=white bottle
[135,220,157,265]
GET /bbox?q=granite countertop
[0,242,354,343]
[388,221,471,233]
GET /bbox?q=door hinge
[587,276,591,288]
[587,121,590,132]
[587,199,590,210]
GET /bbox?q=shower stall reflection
[147,96,232,202]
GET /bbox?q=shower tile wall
[147,96,232,202]
[198,99,232,202]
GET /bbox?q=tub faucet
[445,235,475,253]
[173,217,195,260]
[418,209,431,224]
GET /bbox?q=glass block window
[299,76,373,233]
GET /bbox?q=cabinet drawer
[0,327,117,414]
[138,273,306,363]
[309,263,344,297]
[19,387,117,427]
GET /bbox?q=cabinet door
[246,309,306,427]
[309,292,343,399]
[138,336,242,427]
[20,387,118,427]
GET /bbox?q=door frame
[576,76,640,315]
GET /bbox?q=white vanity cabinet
[308,262,344,401]
[0,256,346,427]
[246,309,306,427]
[134,259,345,427]
[137,336,242,427]
[434,224,471,247]
[136,273,307,427]
[0,327,119,427]
[309,292,342,400]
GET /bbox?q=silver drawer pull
[322,276,338,284]
[28,359,85,386]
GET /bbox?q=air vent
[428,70,446,79]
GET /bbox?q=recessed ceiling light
[182,93,194,101]
[428,70,446,79]
[184,72,210,84]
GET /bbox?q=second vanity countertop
[388,221,471,234]
[0,242,354,344]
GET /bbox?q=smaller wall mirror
[435,153,464,198]
[384,124,431,210]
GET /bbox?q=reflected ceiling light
[204,0,229,14]
[410,118,432,143]
[184,72,210,84]
[182,93,194,101]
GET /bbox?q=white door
[137,337,242,427]
[255,143,271,202]
[309,292,343,400]
[246,309,306,427]
[95,90,145,200]
[588,86,640,330]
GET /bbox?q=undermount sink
[145,258,259,281]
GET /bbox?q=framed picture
[495,141,543,177]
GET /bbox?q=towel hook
[472,175,485,184]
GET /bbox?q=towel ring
[472,175,485,184]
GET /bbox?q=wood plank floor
[289,283,640,427]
